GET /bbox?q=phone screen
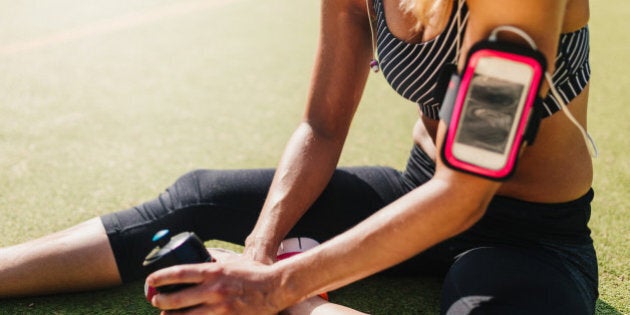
[455,75,525,154]
[444,49,543,178]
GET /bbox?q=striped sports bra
[373,0,591,119]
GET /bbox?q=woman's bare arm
[244,0,374,263]
[271,0,575,304]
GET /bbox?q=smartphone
[442,45,545,179]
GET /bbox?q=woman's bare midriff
[414,84,593,203]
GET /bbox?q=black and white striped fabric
[374,0,590,119]
[545,26,590,116]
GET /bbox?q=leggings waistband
[471,189,595,245]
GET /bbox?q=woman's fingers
[152,282,236,312]
[148,256,283,314]
[147,263,218,289]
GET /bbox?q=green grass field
[0,0,627,313]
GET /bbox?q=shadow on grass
[596,299,623,315]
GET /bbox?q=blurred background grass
[0,0,627,313]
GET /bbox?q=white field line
[0,0,235,55]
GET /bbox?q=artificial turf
[0,0,627,313]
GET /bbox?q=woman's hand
[242,235,278,266]
[146,249,288,315]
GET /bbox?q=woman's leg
[439,189,598,314]
[0,217,120,298]
[440,246,596,315]
[101,169,276,283]
[281,297,369,315]
[0,165,406,298]
[103,167,405,283]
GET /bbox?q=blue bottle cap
[152,229,170,246]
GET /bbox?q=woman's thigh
[102,166,405,282]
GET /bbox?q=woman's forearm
[246,122,347,259]
[245,0,373,261]
[273,172,500,304]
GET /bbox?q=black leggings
[101,145,598,314]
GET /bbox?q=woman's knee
[440,247,591,315]
[172,168,273,207]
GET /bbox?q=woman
[0,0,596,314]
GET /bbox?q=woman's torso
[374,0,592,203]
